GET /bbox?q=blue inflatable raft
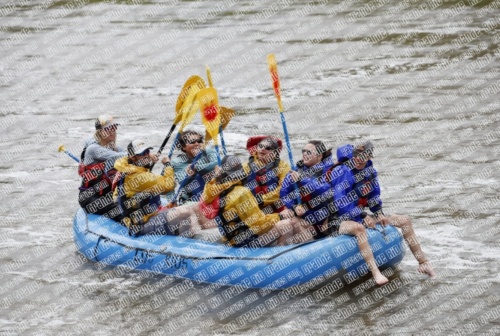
[73,208,405,290]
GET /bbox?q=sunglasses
[302,149,319,156]
[103,125,118,132]
[353,148,374,159]
[258,144,274,151]
[186,139,203,144]
[302,149,314,155]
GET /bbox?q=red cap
[246,135,283,155]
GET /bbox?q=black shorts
[312,214,342,239]
[79,190,123,222]
[129,211,177,236]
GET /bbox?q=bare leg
[162,205,200,237]
[274,217,314,245]
[388,214,436,278]
[290,218,315,245]
[275,218,295,245]
[339,220,389,285]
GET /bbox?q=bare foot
[373,273,389,285]
[418,261,436,279]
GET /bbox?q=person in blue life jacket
[113,140,197,237]
[168,129,218,206]
[78,115,127,221]
[331,141,436,281]
[272,140,336,245]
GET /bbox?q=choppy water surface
[1,0,499,335]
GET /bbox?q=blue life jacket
[280,156,335,225]
[332,144,383,222]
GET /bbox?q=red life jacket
[245,157,283,212]
[78,147,117,196]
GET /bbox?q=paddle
[267,54,302,206]
[198,87,222,165]
[267,54,295,169]
[205,65,228,156]
[58,145,80,163]
[165,76,206,160]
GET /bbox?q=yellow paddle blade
[205,106,234,142]
[206,65,214,88]
[178,91,200,132]
[58,145,65,152]
[198,87,221,145]
[174,75,206,124]
[267,54,284,112]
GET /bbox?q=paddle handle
[279,114,302,202]
[219,125,227,156]
[206,65,214,88]
[214,144,222,165]
[158,124,176,155]
[280,112,295,171]
[150,124,176,171]
[167,133,181,159]
[66,151,80,163]
[59,148,80,163]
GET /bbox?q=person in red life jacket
[331,141,436,282]
[78,115,127,220]
[242,135,291,214]
[113,140,197,236]
[273,140,335,245]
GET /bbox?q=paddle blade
[178,92,200,132]
[58,145,65,152]
[205,106,234,142]
[206,65,214,88]
[198,88,221,145]
[174,76,206,124]
[267,54,284,112]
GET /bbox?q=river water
[0,0,499,335]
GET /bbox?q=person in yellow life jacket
[113,140,194,236]
[78,115,127,221]
[242,135,291,214]
[199,156,280,247]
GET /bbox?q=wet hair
[307,140,332,161]
[353,140,374,159]
[216,155,246,184]
[178,130,203,152]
